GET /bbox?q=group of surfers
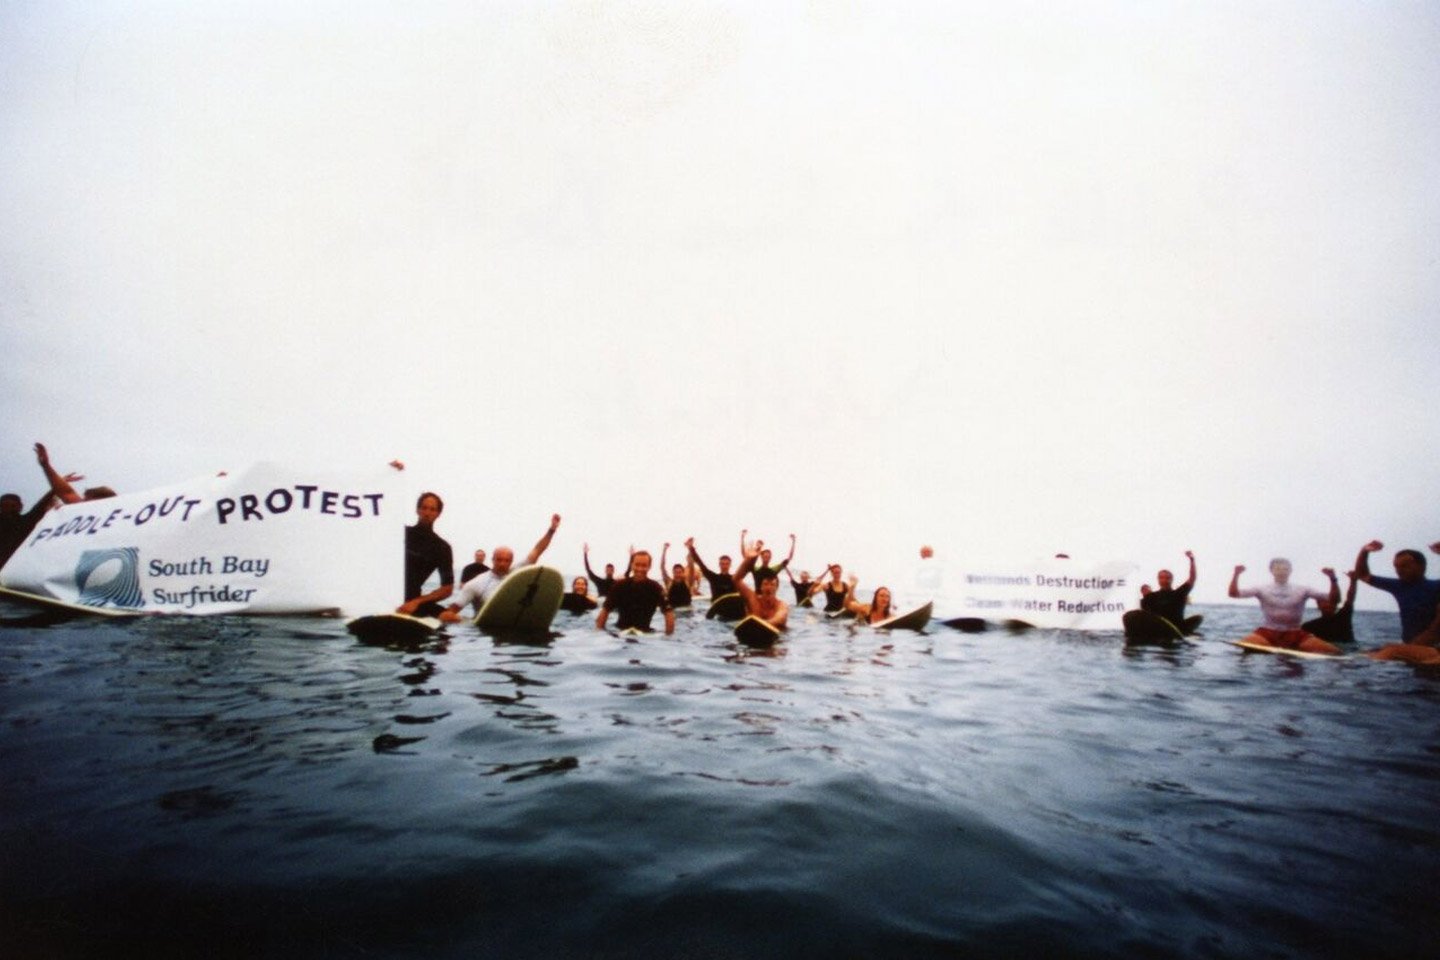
[397,492,899,637]
[1134,545,1440,662]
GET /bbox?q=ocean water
[2,601,1437,959]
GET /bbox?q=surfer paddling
[1228,559,1341,655]
[398,492,454,618]
[1358,541,1440,663]
[730,541,789,630]
[439,514,561,622]
[596,549,675,635]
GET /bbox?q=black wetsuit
[404,524,454,616]
[602,577,671,631]
[751,560,789,589]
[584,558,617,597]
[821,583,848,613]
[459,561,490,584]
[1139,583,1191,626]
[0,495,51,568]
[790,580,813,604]
[692,555,736,597]
[666,580,692,608]
[561,592,598,614]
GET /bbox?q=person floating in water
[1228,559,1341,655]
[1138,550,1199,634]
[459,549,489,585]
[813,564,851,613]
[846,581,895,625]
[686,537,737,599]
[596,549,674,635]
[398,491,454,618]
[784,566,816,605]
[730,541,789,630]
[1360,540,1440,664]
[560,576,597,614]
[1302,568,1357,646]
[583,543,628,598]
[660,543,692,609]
[439,514,561,622]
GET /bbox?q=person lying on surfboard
[438,514,561,622]
[845,582,895,625]
[560,576,598,614]
[1228,559,1342,655]
[659,543,692,608]
[686,537,737,598]
[1138,551,1197,632]
[595,549,674,635]
[398,491,455,618]
[729,542,789,630]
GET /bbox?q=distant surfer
[596,549,674,635]
[1227,559,1341,655]
[730,542,789,629]
[1302,569,1357,646]
[743,531,794,588]
[583,544,627,598]
[438,514,561,622]
[814,564,851,612]
[398,492,454,618]
[1359,541,1440,663]
[1135,551,1199,634]
[784,567,816,605]
[459,549,490,585]
[686,537,737,598]
[660,543,692,609]
[561,576,598,614]
[846,581,895,625]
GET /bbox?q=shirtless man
[1228,559,1341,655]
[731,541,789,630]
[398,492,454,617]
[439,514,561,622]
[596,550,675,635]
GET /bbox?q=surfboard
[474,565,564,634]
[1122,609,1185,644]
[941,617,988,633]
[347,613,442,643]
[1230,640,1347,660]
[734,615,782,649]
[705,593,746,622]
[876,601,932,632]
[0,585,152,618]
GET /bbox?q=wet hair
[1397,549,1427,572]
[416,491,444,513]
[719,555,732,564]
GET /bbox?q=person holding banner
[439,514,561,622]
[1228,559,1341,655]
[398,492,454,618]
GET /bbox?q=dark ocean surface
[2,601,1437,959]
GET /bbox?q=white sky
[2,1,1437,605]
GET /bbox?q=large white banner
[0,463,404,617]
[909,556,1138,630]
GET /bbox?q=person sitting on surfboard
[1228,559,1341,655]
[811,565,851,612]
[1302,568,1357,646]
[1138,551,1198,632]
[560,576,598,614]
[730,542,789,630]
[398,491,455,618]
[459,549,490,586]
[1354,540,1440,643]
[686,537,736,598]
[659,543,692,609]
[1363,541,1440,664]
[596,549,674,635]
[784,567,816,605]
[846,582,895,625]
[741,531,794,588]
[438,514,561,622]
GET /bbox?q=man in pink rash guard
[1228,558,1342,655]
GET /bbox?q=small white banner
[943,557,1138,630]
[0,463,403,616]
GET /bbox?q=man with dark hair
[1138,550,1199,633]
[460,549,490,585]
[398,492,454,617]
[731,542,789,630]
[596,550,674,635]
[1355,540,1440,642]
[685,537,736,598]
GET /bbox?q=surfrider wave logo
[75,548,145,609]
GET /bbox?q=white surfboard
[474,565,564,634]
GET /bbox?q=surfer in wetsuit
[0,489,54,569]
[1303,568,1357,646]
[459,550,489,585]
[583,544,629,598]
[439,514,561,622]
[814,564,851,612]
[686,537,736,598]
[398,492,454,618]
[731,542,789,630]
[660,543,692,609]
[785,568,816,605]
[596,550,674,635]
[742,531,794,588]
[1360,541,1440,663]
[561,576,598,614]
[1138,551,1198,633]
[1227,559,1341,655]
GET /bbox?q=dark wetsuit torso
[791,580,813,604]
[459,561,490,584]
[1302,605,1355,645]
[603,577,672,631]
[822,583,847,612]
[561,592,598,614]
[404,524,454,614]
[1139,583,1191,625]
[692,557,735,597]
[584,558,617,597]
[666,580,692,608]
[0,496,51,568]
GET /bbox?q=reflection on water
[1,602,1438,959]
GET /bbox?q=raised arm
[686,538,715,578]
[784,534,796,566]
[1321,567,1340,607]
[583,543,600,581]
[523,514,561,566]
[34,443,82,505]
[1182,550,1196,589]
[661,543,673,587]
[1227,565,1244,599]
[1356,541,1382,583]
[1342,570,1359,611]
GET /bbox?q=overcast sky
[2,1,1437,606]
